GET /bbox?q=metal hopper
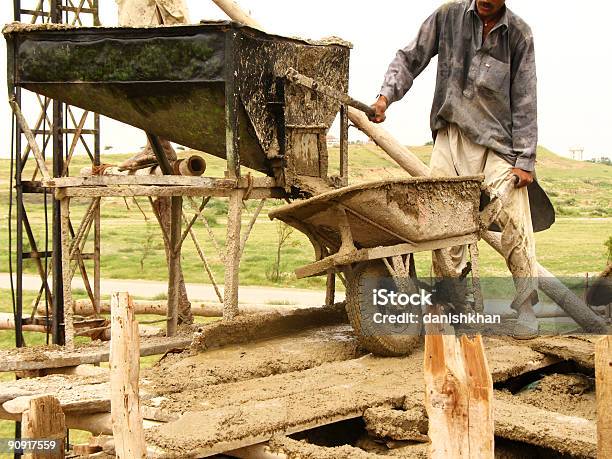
[4,21,350,187]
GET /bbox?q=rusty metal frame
[11,0,102,347]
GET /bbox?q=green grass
[1,145,609,291]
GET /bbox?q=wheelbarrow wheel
[345,260,422,357]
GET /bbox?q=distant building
[569,146,584,161]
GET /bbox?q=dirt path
[0,273,344,307]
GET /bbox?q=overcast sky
[1,0,612,160]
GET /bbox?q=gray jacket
[380,0,538,171]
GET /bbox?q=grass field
[0,144,609,289]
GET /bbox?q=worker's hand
[369,95,388,123]
[511,168,534,188]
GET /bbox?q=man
[371,0,539,338]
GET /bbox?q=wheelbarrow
[269,166,519,357]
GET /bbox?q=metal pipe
[174,155,207,176]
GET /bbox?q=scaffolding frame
[10,0,102,347]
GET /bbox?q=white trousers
[116,0,190,26]
[430,124,538,309]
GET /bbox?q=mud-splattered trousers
[379,1,539,308]
[431,124,538,310]
[116,0,190,26]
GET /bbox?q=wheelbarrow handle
[479,174,520,230]
[285,68,376,117]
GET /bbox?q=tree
[268,221,294,282]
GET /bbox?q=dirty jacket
[380,0,538,172]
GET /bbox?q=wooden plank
[224,189,244,319]
[596,336,612,458]
[44,176,277,188]
[167,197,182,336]
[295,234,478,279]
[528,335,596,369]
[144,338,546,457]
[494,394,596,458]
[0,336,192,372]
[58,185,286,199]
[21,396,65,459]
[45,176,237,188]
[4,383,111,415]
[110,292,146,458]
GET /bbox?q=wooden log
[483,232,607,333]
[60,197,75,350]
[596,336,612,458]
[0,314,47,332]
[72,299,308,317]
[224,189,244,319]
[167,196,183,336]
[21,395,65,459]
[347,107,431,177]
[211,0,263,29]
[109,292,146,458]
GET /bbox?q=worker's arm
[509,34,538,186]
[370,7,443,123]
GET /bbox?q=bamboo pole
[109,292,146,458]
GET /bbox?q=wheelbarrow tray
[269,176,483,251]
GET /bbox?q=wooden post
[424,333,470,458]
[460,335,494,457]
[167,196,182,336]
[424,307,494,459]
[109,292,146,459]
[9,97,52,181]
[347,107,431,177]
[60,197,74,350]
[596,336,612,458]
[325,270,335,307]
[224,190,244,319]
[21,395,66,459]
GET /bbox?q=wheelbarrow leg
[325,269,336,306]
[469,243,485,313]
[336,206,356,255]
